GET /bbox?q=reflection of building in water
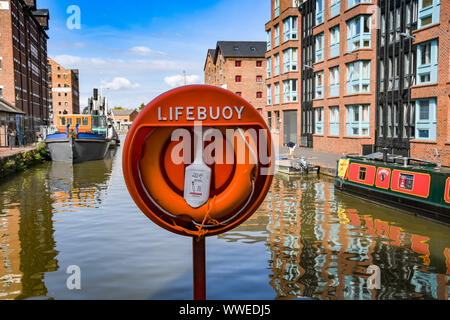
[0,208,22,299]
[0,165,58,300]
[264,175,449,300]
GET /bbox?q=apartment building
[265,0,301,147]
[203,41,267,113]
[298,0,379,155]
[376,0,448,164]
[47,57,80,127]
[0,0,50,146]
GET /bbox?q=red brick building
[265,0,301,147]
[263,0,449,165]
[48,57,80,127]
[408,0,449,165]
[204,41,267,113]
[0,0,49,146]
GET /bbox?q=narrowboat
[335,153,450,224]
[46,115,110,163]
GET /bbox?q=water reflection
[221,174,450,300]
[0,149,115,300]
[1,145,449,300]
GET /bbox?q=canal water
[0,139,449,300]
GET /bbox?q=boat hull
[46,134,110,164]
[335,179,450,225]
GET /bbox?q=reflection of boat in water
[47,152,115,210]
[45,114,110,164]
[335,152,450,224]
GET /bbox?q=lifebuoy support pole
[193,237,206,300]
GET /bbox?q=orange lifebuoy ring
[139,127,258,224]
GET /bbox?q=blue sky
[38,0,270,109]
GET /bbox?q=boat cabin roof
[347,154,450,174]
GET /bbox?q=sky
[38,0,270,110]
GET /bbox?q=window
[267,85,272,105]
[274,0,280,18]
[418,0,440,29]
[330,26,340,58]
[399,174,414,191]
[235,75,242,82]
[346,61,370,94]
[347,15,372,51]
[417,40,438,85]
[83,117,89,126]
[274,24,280,47]
[315,71,324,99]
[274,82,280,104]
[267,57,272,78]
[283,79,298,103]
[316,0,324,25]
[283,16,298,42]
[256,61,263,67]
[235,60,242,67]
[330,0,340,18]
[235,92,242,96]
[315,33,324,62]
[267,111,272,130]
[315,107,324,134]
[283,48,298,73]
[274,54,280,76]
[348,0,372,8]
[415,98,436,140]
[359,167,367,181]
[346,104,370,137]
[329,106,340,136]
[256,75,263,82]
[0,86,3,97]
[0,57,2,70]
[267,30,272,50]
[329,66,339,97]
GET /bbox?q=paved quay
[278,146,342,177]
[0,145,39,160]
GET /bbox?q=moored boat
[335,152,450,224]
[46,115,110,163]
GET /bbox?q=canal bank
[0,143,50,180]
[278,146,341,177]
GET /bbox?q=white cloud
[101,77,140,91]
[164,74,201,88]
[127,46,166,57]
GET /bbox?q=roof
[214,41,267,63]
[0,98,25,114]
[112,109,137,117]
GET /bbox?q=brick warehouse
[0,0,49,147]
[204,41,267,113]
[47,57,80,127]
[265,0,301,147]
[262,0,448,165]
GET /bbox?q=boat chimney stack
[382,148,389,163]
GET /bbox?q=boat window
[399,174,414,191]
[76,118,82,125]
[359,167,367,180]
[60,117,66,126]
[67,118,73,125]
[83,117,89,126]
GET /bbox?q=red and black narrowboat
[335,153,450,224]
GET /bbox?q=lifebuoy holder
[123,85,274,238]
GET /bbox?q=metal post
[193,237,206,300]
